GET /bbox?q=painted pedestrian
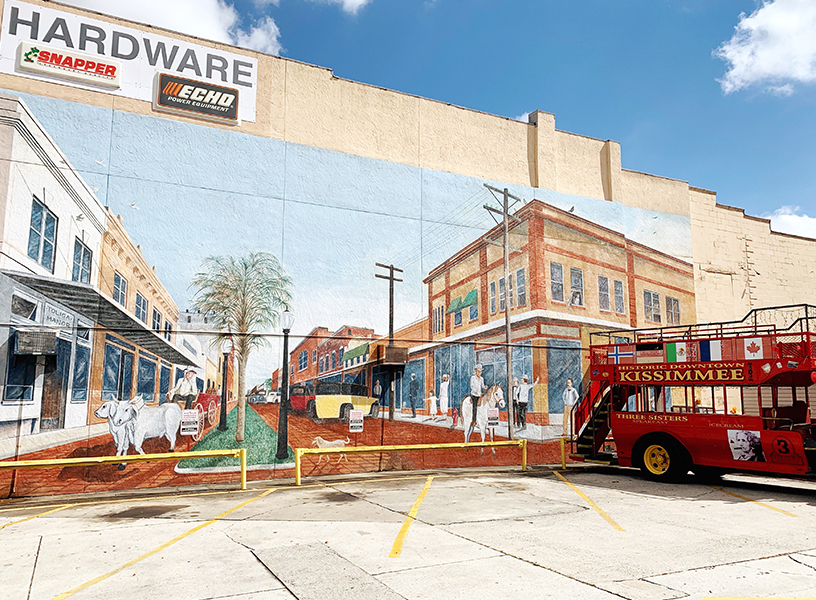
[437,374,450,421]
[513,375,537,431]
[409,373,419,418]
[562,377,580,438]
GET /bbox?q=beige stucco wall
[690,188,816,323]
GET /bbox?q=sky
[55,0,816,238]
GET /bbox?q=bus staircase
[569,383,619,465]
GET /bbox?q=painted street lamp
[218,337,233,431]
[275,310,295,460]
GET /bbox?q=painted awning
[446,290,477,315]
[3,270,200,367]
[460,289,478,309]
[342,342,369,363]
[445,297,462,315]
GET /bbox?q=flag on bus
[636,343,663,364]
[738,337,771,360]
[699,340,723,361]
[665,342,688,362]
[608,345,634,364]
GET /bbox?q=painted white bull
[94,400,134,458]
[460,385,504,453]
[112,395,183,455]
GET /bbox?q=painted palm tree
[192,252,291,442]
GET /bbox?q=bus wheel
[638,437,687,481]
[340,404,352,424]
[307,401,322,425]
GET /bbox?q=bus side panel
[611,412,696,467]
[613,412,810,475]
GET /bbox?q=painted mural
[0,1,698,498]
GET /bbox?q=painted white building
[0,92,106,437]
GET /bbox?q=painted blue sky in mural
[58,0,816,237]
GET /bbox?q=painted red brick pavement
[1,405,565,499]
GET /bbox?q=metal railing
[0,449,248,490]
[294,440,527,485]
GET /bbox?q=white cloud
[765,206,816,239]
[306,0,375,15]
[768,83,795,96]
[58,0,283,54]
[234,17,283,56]
[714,0,816,95]
[513,112,530,122]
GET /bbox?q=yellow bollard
[521,439,527,472]
[295,448,301,486]
[559,437,566,470]
[239,448,247,490]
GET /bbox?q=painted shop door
[40,338,72,431]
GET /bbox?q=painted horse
[460,384,505,452]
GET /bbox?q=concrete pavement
[2,465,816,599]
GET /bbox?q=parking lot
[2,465,816,600]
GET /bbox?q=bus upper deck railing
[590,304,816,347]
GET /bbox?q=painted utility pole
[375,262,403,421]
[483,184,523,441]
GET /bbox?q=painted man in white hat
[167,367,199,409]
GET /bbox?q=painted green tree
[192,252,291,442]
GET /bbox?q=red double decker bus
[571,304,816,481]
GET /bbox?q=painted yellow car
[308,381,379,423]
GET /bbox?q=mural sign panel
[348,409,364,433]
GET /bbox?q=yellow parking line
[554,471,624,531]
[705,597,816,599]
[709,486,797,518]
[389,476,434,558]
[50,488,275,600]
[0,504,73,530]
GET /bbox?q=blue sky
[61,0,816,236]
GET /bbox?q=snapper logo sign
[17,41,121,87]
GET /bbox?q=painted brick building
[407,200,695,425]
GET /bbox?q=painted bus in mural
[571,304,816,481]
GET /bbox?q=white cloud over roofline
[765,206,816,239]
[715,0,816,95]
[58,0,283,55]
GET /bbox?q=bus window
[777,387,794,408]
[760,386,775,410]
[712,386,726,414]
[743,386,760,416]
[810,384,816,421]
[725,386,742,414]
